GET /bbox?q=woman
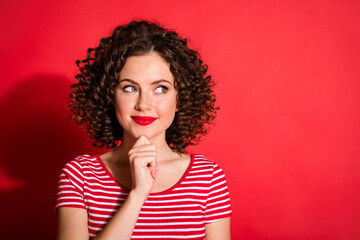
[56,20,232,240]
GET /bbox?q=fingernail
[156,166,159,172]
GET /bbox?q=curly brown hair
[69,20,217,153]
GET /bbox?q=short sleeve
[55,159,86,212]
[204,163,232,223]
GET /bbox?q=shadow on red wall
[0,74,100,239]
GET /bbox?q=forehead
[119,52,174,84]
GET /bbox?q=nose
[135,92,152,111]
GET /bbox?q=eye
[122,85,137,93]
[155,86,168,94]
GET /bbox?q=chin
[129,130,159,141]
[124,125,169,142]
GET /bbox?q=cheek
[157,98,177,115]
[114,96,134,118]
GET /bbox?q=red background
[1,0,359,239]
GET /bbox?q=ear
[175,105,180,112]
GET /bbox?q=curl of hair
[69,20,218,153]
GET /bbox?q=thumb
[148,162,158,179]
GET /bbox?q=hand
[128,135,158,196]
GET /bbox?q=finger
[132,135,151,148]
[141,135,151,144]
[130,151,156,165]
[150,168,157,179]
[132,155,157,179]
[129,151,156,161]
[147,162,158,179]
[128,144,155,156]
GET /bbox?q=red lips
[131,116,158,126]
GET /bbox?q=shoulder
[61,154,100,173]
[192,154,222,168]
[65,154,99,166]
[191,154,228,177]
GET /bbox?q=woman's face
[114,51,177,142]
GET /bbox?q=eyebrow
[151,79,173,86]
[119,79,173,86]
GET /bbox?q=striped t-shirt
[55,154,232,239]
